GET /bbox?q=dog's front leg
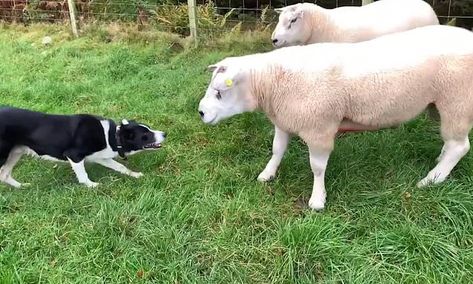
[67,158,99,188]
[94,159,143,178]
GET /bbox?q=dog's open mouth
[144,142,162,149]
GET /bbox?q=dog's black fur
[0,107,107,164]
[0,106,165,187]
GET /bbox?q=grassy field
[1,23,473,283]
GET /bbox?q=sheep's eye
[288,18,297,29]
[216,91,222,100]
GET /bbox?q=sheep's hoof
[417,178,434,188]
[308,198,325,210]
[417,174,445,188]
[257,172,275,182]
[130,172,144,178]
[417,176,440,188]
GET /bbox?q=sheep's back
[329,0,439,42]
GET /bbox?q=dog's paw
[20,183,31,188]
[1,177,25,188]
[85,182,99,188]
[130,172,144,178]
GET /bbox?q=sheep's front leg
[308,147,331,210]
[258,126,290,182]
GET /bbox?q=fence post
[67,0,79,38]
[362,0,373,5]
[187,0,198,46]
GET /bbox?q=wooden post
[67,0,79,38]
[187,0,198,46]
[362,0,373,5]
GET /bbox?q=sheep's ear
[207,65,217,72]
[288,4,300,12]
[208,65,227,73]
[274,8,284,14]
[293,7,304,19]
[207,65,218,72]
[213,67,241,90]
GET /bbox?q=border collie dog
[0,107,166,188]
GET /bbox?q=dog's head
[117,119,166,155]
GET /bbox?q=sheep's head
[198,59,257,125]
[271,4,311,48]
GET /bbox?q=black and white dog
[0,107,166,188]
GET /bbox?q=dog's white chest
[85,148,117,162]
[85,120,118,162]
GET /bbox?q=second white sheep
[271,0,439,47]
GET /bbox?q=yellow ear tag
[225,79,233,87]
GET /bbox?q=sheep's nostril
[272,39,278,44]
[199,111,204,118]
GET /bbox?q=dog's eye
[216,90,222,100]
[142,135,148,141]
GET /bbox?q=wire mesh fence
[0,0,471,37]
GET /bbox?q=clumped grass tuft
[1,24,473,283]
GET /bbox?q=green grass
[1,23,473,283]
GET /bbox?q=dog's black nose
[199,111,204,117]
[272,39,278,44]
[162,132,167,138]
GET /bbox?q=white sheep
[198,25,473,210]
[271,0,439,47]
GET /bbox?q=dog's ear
[118,120,135,140]
[119,127,135,140]
[125,131,135,140]
[120,119,136,130]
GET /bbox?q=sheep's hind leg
[257,126,290,182]
[417,136,470,187]
[307,147,331,210]
[299,126,337,210]
[308,148,330,210]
